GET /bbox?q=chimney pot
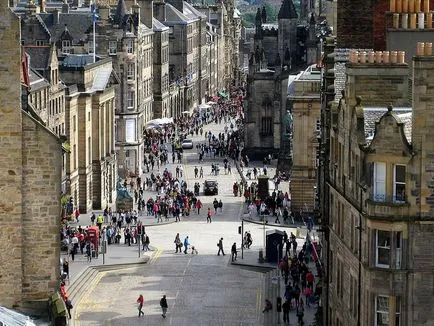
[409,0,415,12]
[368,51,375,63]
[360,51,367,63]
[415,0,421,12]
[425,42,433,55]
[397,0,403,12]
[427,12,433,27]
[402,13,409,28]
[383,51,390,63]
[398,51,405,63]
[403,0,408,12]
[393,13,400,27]
[424,0,430,12]
[375,51,383,63]
[418,12,425,28]
[391,51,398,63]
[416,42,425,55]
[410,13,417,28]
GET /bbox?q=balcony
[366,193,410,219]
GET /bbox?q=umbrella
[206,101,217,105]
[199,103,211,109]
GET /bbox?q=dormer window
[126,39,134,54]
[62,40,71,54]
[109,41,117,55]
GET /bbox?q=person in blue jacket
[183,236,190,254]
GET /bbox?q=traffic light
[238,226,242,234]
[276,296,282,312]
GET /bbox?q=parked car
[204,180,218,195]
[182,139,193,149]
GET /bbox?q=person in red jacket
[137,294,144,317]
[195,199,202,214]
[306,270,315,289]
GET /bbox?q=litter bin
[266,229,284,263]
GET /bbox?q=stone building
[337,0,434,50]
[288,64,321,213]
[321,45,434,325]
[0,2,61,312]
[243,0,297,159]
[60,56,117,213]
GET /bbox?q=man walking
[160,295,168,318]
[231,242,237,262]
[217,237,225,256]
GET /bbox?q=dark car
[204,180,218,195]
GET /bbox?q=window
[395,296,401,326]
[395,232,402,269]
[36,39,45,46]
[127,90,135,109]
[373,162,386,202]
[393,165,406,202]
[261,117,273,135]
[73,115,76,132]
[125,119,136,143]
[109,41,117,55]
[61,40,71,54]
[375,296,389,326]
[88,137,91,164]
[88,41,94,54]
[375,230,391,268]
[127,63,135,80]
[126,39,134,54]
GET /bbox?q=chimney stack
[154,1,166,22]
[137,0,154,29]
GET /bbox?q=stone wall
[0,4,24,308]
[22,113,62,305]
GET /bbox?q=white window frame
[126,39,134,54]
[395,231,402,269]
[88,41,94,54]
[393,164,406,203]
[109,41,117,55]
[375,230,391,268]
[125,119,136,143]
[373,162,386,202]
[62,40,71,54]
[127,90,134,109]
[375,295,389,326]
[127,63,135,80]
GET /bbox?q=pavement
[64,116,319,326]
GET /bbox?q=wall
[0,4,24,308]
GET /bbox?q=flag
[91,2,98,23]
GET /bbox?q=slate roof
[38,12,93,44]
[25,46,51,70]
[278,0,297,19]
[363,107,412,144]
[91,67,112,92]
[62,55,95,68]
[183,2,206,20]
[165,3,193,24]
[153,17,169,32]
[29,69,49,91]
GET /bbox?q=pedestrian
[137,294,144,317]
[207,207,212,223]
[218,200,223,212]
[231,242,237,261]
[217,237,225,256]
[195,199,202,214]
[213,198,218,213]
[199,166,203,178]
[194,166,198,178]
[160,295,168,318]
[184,236,190,254]
[174,233,181,253]
[64,296,73,319]
[96,213,103,230]
[282,299,290,324]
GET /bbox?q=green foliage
[263,2,277,23]
[242,12,256,27]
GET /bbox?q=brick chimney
[154,1,166,22]
[412,42,434,217]
[166,0,183,14]
[345,50,409,107]
[137,0,153,29]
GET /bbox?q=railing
[369,193,407,204]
